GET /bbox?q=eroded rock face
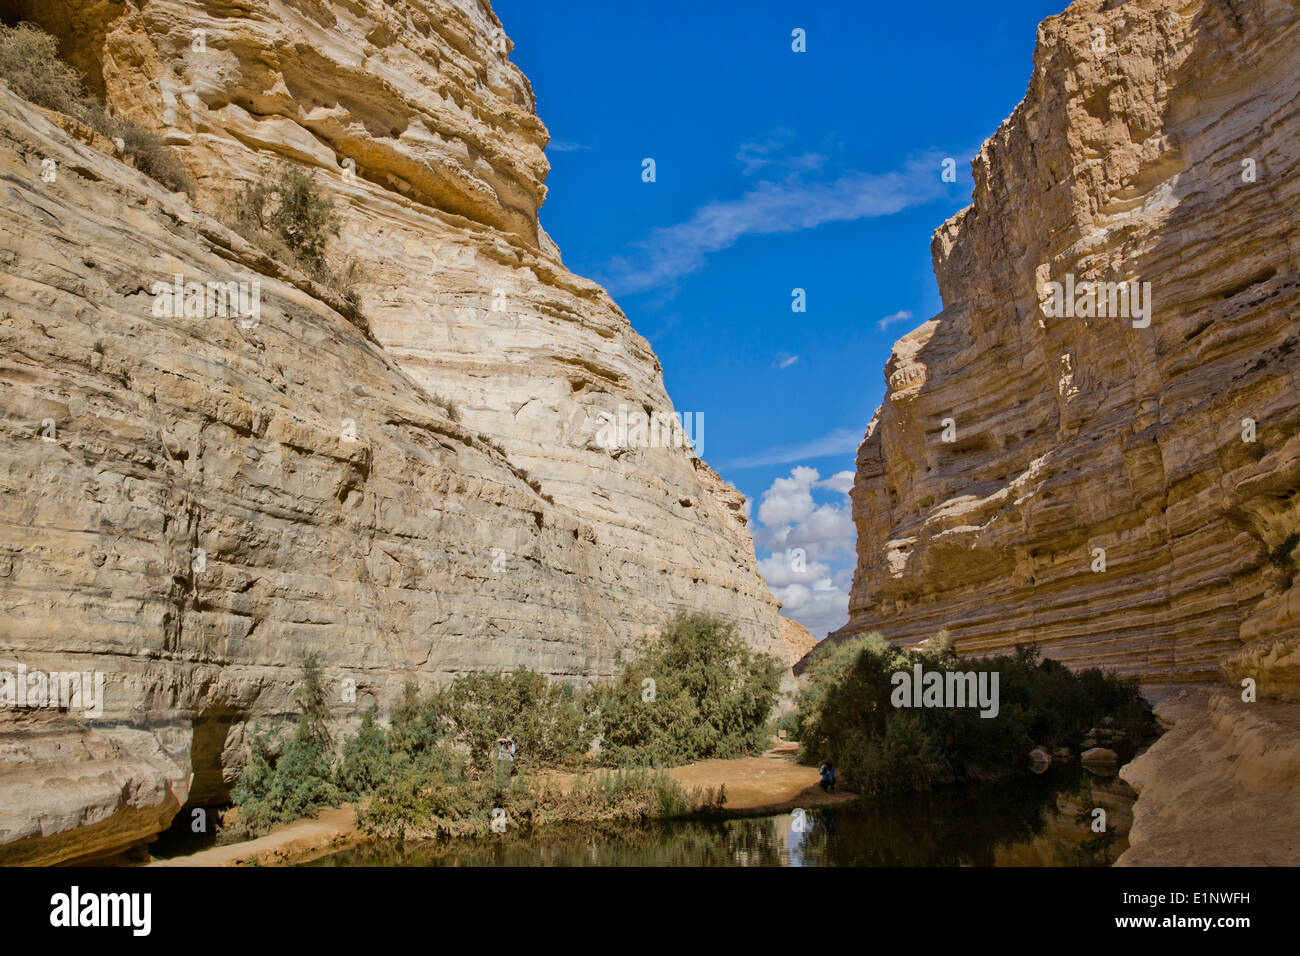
[817,0,1300,865]
[778,617,817,668]
[1118,689,1300,865]
[831,0,1299,686]
[0,0,786,863]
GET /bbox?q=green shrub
[229,653,341,838]
[355,764,704,840]
[115,119,193,194]
[226,163,358,305]
[431,668,591,771]
[0,23,98,117]
[797,638,1153,795]
[233,614,780,839]
[231,726,341,837]
[229,164,337,269]
[595,613,782,767]
[537,768,701,824]
[336,705,392,798]
[775,710,800,741]
[354,740,501,840]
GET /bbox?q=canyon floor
[152,695,1299,868]
[151,742,850,867]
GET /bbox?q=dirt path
[535,741,854,813]
[668,742,854,813]
[149,806,361,868]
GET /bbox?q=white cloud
[757,548,833,588]
[750,467,858,638]
[736,135,787,175]
[720,427,861,470]
[877,309,914,332]
[600,152,952,296]
[736,129,828,176]
[816,470,855,494]
[770,582,849,640]
[756,465,818,527]
[548,139,590,153]
[777,355,800,369]
[784,504,855,561]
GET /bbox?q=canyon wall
[828,0,1299,688]
[0,0,787,863]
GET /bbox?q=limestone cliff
[830,0,1298,685]
[824,0,1300,864]
[0,0,786,863]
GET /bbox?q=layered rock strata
[0,0,786,863]
[819,0,1300,865]
[828,0,1299,685]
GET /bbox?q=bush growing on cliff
[797,638,1153,795]
[0,22,193,195]
[0,22,98,118]
[226,163,360,306]
[594,613,783,767]
[229,163,337,269]
[114,120,193,195]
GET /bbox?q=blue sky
[494,0,1069,637]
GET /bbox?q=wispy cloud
[599,152,954,297]
[719,427,861,470]
[777,355,800,369]
[876,309,914,332]
[736,134,826,176]
[547,139,590,153]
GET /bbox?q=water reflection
[306,766,1133,867]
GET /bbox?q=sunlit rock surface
[0,0,786,863]
[823,0,1300,865]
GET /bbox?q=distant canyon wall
[828,0,1299,689]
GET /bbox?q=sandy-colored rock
[1118,689,1300,865]
[1029,745,1053,772]
[1080,747,1119,772]
[814,0,1300,865]
[0,0,787,863]
[827,0,1299,685]
[778,617,818,669]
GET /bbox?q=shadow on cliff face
[145,709,247,857]
[1142,0,1300,676]
[188,709,243,806]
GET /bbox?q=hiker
[496,736,516,764]
[817,760,836,793]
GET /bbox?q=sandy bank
[150,806,361,868]
[154,742,847,866]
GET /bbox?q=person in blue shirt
[817,760,836,793]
